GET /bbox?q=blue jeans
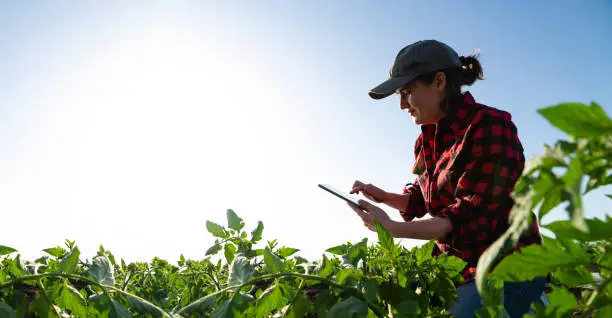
[449,277,548,318]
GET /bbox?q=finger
[350,182,364,194]
[358,199,376,210]
[364,222,375,231]
[347,202,369,219]
[346,201,364,214]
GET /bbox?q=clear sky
[1,1,611,264]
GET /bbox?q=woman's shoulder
[472,102,514,124]
[465,101,521,139]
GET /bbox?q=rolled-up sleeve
[437,110,525,247]
[399,134,428,222]
[400,182,427,222]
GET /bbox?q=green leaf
[432,275,459,306]
[375,221,395,256]
[364,279,378,304]
[251,221,264,242]
[42,247,65,258]
[205,240,222,256]
[256,284,288,317]
[0,302,16,318]
[9,254,24,277]
[595,305,612,318]
[326,244,349,255]
[326,296,368,318]
[413,241,435,266]
[553,267,594,287]
[89,293,110,317]
[224,244,236,264]
[590,102,611,120]
[556,140,578,155]
[346,238,368,267]
[55,283,87,317]
[45,278,64,300]
[336,268,363,284]
[277,247,300,258]
[546,216,612,241]
[210,299,238,318]
[606,194,612,200]
[0,245,17,256]
[477,186,546,294]
[537,102,612,137]
[491,238,591,282]
[88,255,115,286]
[228,254,255,286]
[531,286,576,317]
[126,293,166,317]
[476,228,518,293]
[316,254,334,278]
[435,255,467,274]
[233,293,255,313]
[562,155,583,186]
[474,306,509,318]
[226,209,245,231]
[58,247,80,274]
[206,221,228,238]
[396,300,419,317]
[30,294,54,318]
[263,246,285,274]
[178,294,217,315]
[282,293,314,318]
[481,279,505,308]
[561,156,588,232]
[537,186,564,219]
[110,299,132,318]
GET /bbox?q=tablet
[318,184,364,209]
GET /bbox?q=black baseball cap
[369,40,462,100]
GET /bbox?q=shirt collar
[422,91,477,136]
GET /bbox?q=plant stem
[37,279,60,317]
[1,273,173,317]
[177,272,386,317]
[282,278,305,318]
[121,269,133,291]
[586,276,612,309]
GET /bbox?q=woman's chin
[412,115,436,125]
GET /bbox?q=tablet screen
[318,184,363,208]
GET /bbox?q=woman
[348,40,547,317]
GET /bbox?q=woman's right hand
[350,181,390,203]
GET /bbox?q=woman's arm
[383,217,452,240]
[380,192,411,211]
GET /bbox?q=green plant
[0,209,467,317]
[476,102,612,317]
[1,102,611,317]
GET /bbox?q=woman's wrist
[381,219,400,236]
[379,192,410,211]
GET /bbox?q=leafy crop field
[1,102,611,317]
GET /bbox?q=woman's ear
[434,72,446,92]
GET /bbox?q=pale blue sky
[1,1,611,263]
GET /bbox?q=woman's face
[397,72,447,125]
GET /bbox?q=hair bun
[459,52,484,86]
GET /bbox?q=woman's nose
[400,95,410,110]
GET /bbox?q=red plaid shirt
[400,91,543,286]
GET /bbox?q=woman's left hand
[347,200,392,232]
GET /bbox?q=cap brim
[368,75,414,100]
